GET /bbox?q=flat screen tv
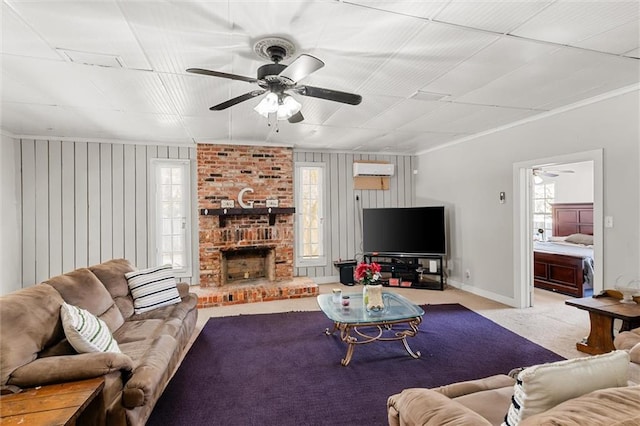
[362,206,446,256]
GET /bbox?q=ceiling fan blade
[210,90,266,110]
[187,68,258,84]
[288,111,304,123]
[279,54,324,83]
[294,85,362,105]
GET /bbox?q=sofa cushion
[387,388,492,426]
[113,319,166,344]
[520,385,640,426]
[504,350,629,425]
[45,268,125,332]
[0,284,65,385]
[8,352,133,387]
[125,265,181,314]
[61,303,121,353]
[614,328,640,364]
[455,386,514,425]
[90,258,136,319]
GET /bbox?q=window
[533,182,555,239]
[150,159,192,276]
[295,163,326,267]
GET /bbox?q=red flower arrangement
[354,262,381,285]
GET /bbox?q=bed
[533,203,594,297]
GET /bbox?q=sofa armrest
[630,343,640,364]
[176,282,190,299]
[122,334,177,408]
[431,374,515,399]
[388,388,493,426]
[7,352,133,388]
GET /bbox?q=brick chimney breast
[197,144,294,287]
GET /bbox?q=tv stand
[363,253,444,291]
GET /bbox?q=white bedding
[534,241,593,258]
[534,241,594,287]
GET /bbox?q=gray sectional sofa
[0,259,198,425]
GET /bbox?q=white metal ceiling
[1,0,638,154]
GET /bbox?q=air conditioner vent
[353,162,394,177]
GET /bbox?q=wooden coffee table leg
[576,311,616,355]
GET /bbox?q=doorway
[512,149,603,309]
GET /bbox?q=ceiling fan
[533,168,575,178]
[186,37,362,124]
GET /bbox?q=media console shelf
[363,253,445,291]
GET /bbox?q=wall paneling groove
[19,139,197,286]
[293,151,415,279]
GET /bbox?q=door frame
[512,149,603,308]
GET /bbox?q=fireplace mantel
[200,207,296,227]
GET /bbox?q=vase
[362,283,384,312]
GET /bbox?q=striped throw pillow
[60,302,121,353]
[502,350,629,426]
[125,265,181,314]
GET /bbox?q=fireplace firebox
[220,246,276,286]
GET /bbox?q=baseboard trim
[448,279,518,307]
[311,275,340,284]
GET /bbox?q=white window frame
[533,181,555,239]
[294,162,327,267]
[149,158,193,277]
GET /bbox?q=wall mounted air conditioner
[353,162,395,177]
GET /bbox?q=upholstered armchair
[387,351,640,426]
[614,326,640,384]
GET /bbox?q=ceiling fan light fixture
[254,92,279,117]
[276,95,301,120]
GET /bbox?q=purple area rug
[148,303,564,426]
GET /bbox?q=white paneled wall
[293,151,415,279]
[17,140,413,287]
[19,139,197,286]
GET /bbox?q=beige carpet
[195,284,591,359]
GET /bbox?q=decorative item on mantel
[200,206,295,227]
[355,261,384,312]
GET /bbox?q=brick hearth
[193,277,318,308]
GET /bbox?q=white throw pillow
[503,350,629,426]
[564,233,594,245]
[125,265,181,314]
[60,302,121,353]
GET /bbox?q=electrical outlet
[465,269,471,279]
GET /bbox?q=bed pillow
[60,302,121,353]
[503,350,629,426]
[125,265,181,314]
[564,233,593,245]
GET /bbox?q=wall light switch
[499,192,506,204]
[604,216,614,228]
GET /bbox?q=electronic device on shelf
[362,206,446,256]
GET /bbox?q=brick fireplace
[196,144,317,307]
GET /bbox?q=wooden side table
[0,377,104,426]
[565,296,640,355]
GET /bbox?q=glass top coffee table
[317,292,424,366]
